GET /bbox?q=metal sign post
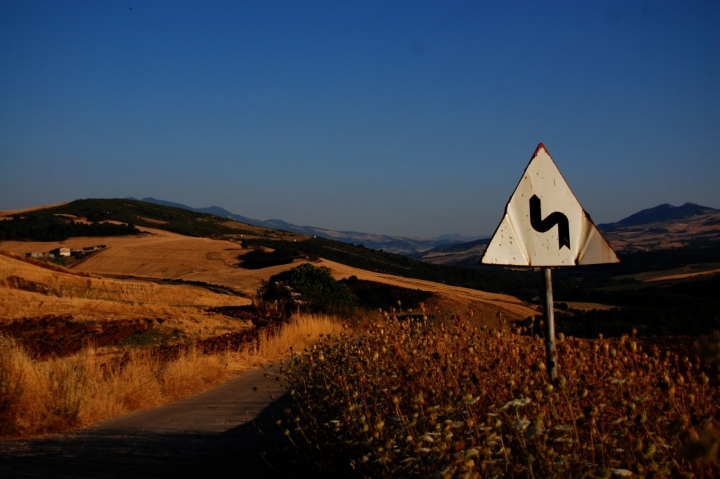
[542,267,557,381]
[480,144,619,381]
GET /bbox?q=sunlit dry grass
[0,313,342,438]
[281,317,720,478]
[0,253,249,308]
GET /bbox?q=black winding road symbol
[529,195,570,249]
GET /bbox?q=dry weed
[0,313,341,438]
[282,317,720,478]
[0,253,249,308]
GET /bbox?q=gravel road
[0,364,309,479]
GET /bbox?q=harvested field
[319,259,538,321]
[562,301,616,311]
[0,253,255,342]
[1,230,535,322]
[0,253,249,308]
[0,287,248,338]
[0,202,69,217]
[602,210,720,251]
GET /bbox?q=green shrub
[257,264,355,316]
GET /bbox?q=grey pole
[542,267,558,381]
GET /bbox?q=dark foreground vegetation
[240,246,297,269]
[547,275,720,338]
[278,318,720,478]
[340,276,435,312]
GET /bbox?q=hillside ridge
[414,202,720,265]
[598,202,718,231]
[134,197,479,254]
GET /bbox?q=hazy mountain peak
[607,202,718,229]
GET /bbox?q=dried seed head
[696,330,720,363]
[682,423,720,462]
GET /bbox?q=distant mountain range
[127,198,719,259]
[597,202,719,232]
[128,197,481,255]
[415,202,720,266]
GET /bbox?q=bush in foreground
[281,319,720,478]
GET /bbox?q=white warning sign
[481,144,619,267]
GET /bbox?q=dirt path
[0,365,307,479]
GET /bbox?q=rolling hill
[3,198,720,338]
[0,199,540,323]
[135,197,478,255]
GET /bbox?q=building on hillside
[25,252,43,258]
[49,247,71,257]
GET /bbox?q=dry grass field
[0,252,253,343]
[418,242,490,266]
[602,210,720,251]
[320,259,538,323]
[0,241,344,438]
[0,253,249,308]
[0,202,70,217]
[0,314,342,437]
[613,262,720,285]
[0,225,536,323]
[0,226,294,294]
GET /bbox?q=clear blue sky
[1,1,718,237]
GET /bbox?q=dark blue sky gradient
[1,1,718,237]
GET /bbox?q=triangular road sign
[481,144,619,267]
